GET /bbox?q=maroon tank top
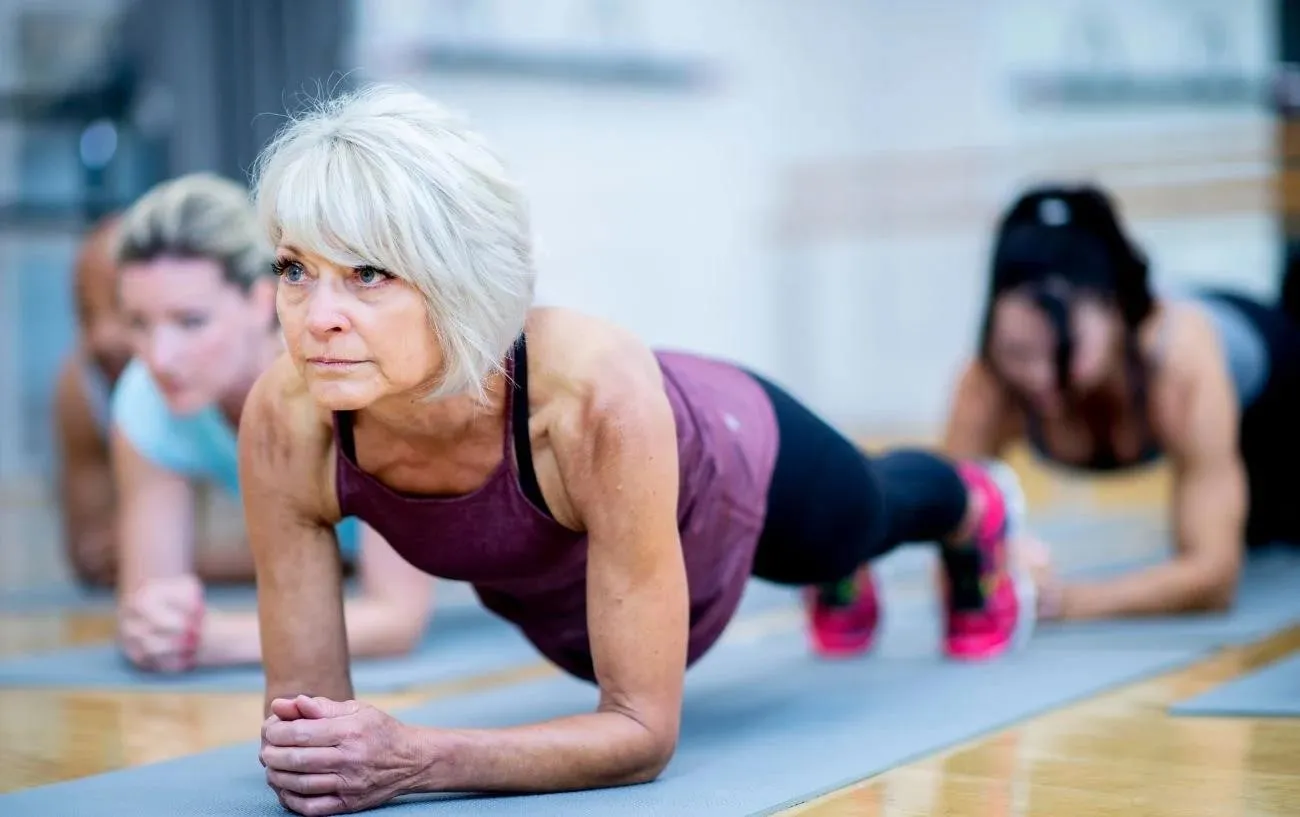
[333,336,779,681]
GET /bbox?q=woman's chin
[307,379,378,411]
[159,387,212,417]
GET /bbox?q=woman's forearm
[1061,558,1233,619]
[198,597,426,667]
[412,711,672,794]
[339,596,429,658]
[196,609,264,666]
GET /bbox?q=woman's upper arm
[110,425,197,592]
[238,363,353,704]
[942,359,1019,459]
[551,345,688,756]
[1160,314,1247,564]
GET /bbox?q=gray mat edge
[754,648,1208,816]
[1167,651,1300,719]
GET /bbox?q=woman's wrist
[1036,581,1068,621]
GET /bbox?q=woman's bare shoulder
[1151,301,1232,390]
[524,307,663,410]
[240,352,336,480]
[1148,300,1239,437]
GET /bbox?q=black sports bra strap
[337,410,357,460]
[510,334,551,517]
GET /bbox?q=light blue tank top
[110,359,360,558]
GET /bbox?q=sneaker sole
[979,459,1038,652]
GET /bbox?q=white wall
[353,0,785,372]
[783,0,1280,429]
[353,0,1281,436]
[307,1,1286,437]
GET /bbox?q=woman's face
[272,245,444,411]
[986,291,1124,415]
[118,257,274,414]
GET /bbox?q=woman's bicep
[110,426,197,591]
[1163,324,1247,562]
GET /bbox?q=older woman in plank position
[107,173,435,672]
[245,84,1034,815]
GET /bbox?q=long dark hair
[978,183,1153,393]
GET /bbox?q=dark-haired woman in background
[943,183,1300,621]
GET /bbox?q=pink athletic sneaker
[942,461,1036,661]
[803,565,880,658]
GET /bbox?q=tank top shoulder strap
[333,336,552,516]
[336,407,356,460]
[507,334,548,515]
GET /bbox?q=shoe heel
[978,460,1037,650]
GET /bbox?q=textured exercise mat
[0,579,799,692]
[0,625,1202,817]
[1168,651,1300,718]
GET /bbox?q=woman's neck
[358,370,510,448]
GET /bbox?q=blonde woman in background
[109,173,435,672]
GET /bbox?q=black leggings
[745,371,972,586]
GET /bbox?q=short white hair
[250,83,534,399]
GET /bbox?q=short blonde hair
[115,173,271,291]
[250,83,535,399]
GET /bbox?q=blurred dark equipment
[0,0,351,231]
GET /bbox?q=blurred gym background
[0,0,1293,500]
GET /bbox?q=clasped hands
[260,695,428,816]
[118,575,205,671]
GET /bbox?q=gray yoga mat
[0,625,1203,817]
[1169,651,1300,718]
[0,580,800,692]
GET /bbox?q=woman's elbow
[621,729,678,785]
[609,707,680,786]
[1190,560,1240,613]
[1198,580,1237,613]
[636,738,677,783]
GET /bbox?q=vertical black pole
[1276,0,1300,313]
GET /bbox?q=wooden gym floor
[1,445,1298,816]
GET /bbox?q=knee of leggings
[751,494,888,586]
